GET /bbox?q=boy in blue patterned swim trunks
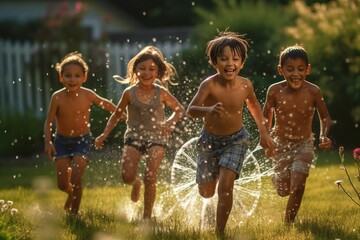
[187,31,275,236]
[196,128,251,184]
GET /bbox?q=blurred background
[0,0,359,158]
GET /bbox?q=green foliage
[0,114,43,157]
[284,0,360,146]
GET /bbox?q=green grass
[0,151,359,240]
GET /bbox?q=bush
[0,113,43,157]
[172,0,295,104]
[284,0,360,147]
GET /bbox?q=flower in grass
[10,208,18,216]
[339,146,345,163]
[339,146,344,154]
[1,203,9,212]
[353,148,360,160]
[7,201,13,206]
[0,199,4,205]
[334,180,343,188]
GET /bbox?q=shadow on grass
[63,210,134,240]
[64,213,110,240]
[297,219,359,240]
[64,214,98,240]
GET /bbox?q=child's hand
[318,136,332,150]
[95,134,106,150]
[259,132,276,158]
[209,102,225,117]
[45,141,56,161]
[264,148,275,158]
[259,133,275,150]
[120,112,127,121]
[162,121,175,137]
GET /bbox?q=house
[0,0,189,119]
[0,0,141,40]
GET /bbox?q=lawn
[0,150,359,240]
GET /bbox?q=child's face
[214,46,244,80]
[278,58,310,90]
[135,59,159,86]
[60,64,87,92]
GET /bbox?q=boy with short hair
[187,31,275,235]
[263,45,333,223]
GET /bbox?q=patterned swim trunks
[196,127,251,184]
[271,135,316,183]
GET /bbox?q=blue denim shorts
[53,133,93,160]
[196,127,251,184]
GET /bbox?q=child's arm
[95,90,130,149]
[161,89,186,136]
[44,94,58,160]
[187,80,225,118]
[245,82,275,150]
[90,90,127,121]
[263,86,276,132]
[262,85,277,157]
[314,89,333,149]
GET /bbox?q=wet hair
[55,52,89,75]
[206,31,249,66]
[279,45,309,67]
[114,46,177,88]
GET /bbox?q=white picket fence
[0,40,186,118]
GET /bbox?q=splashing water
[156,137,274,229]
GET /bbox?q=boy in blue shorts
[44,52,120,214]
[187,31,275,235]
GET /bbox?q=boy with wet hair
[263,45,333,223]
[187,31,275,235]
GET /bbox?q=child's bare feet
[131,179,141,202]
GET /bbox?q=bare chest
[207,87,247,110]
[275,91,315,117]
[57,96,91,117]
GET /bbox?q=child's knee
[277,188,290,197]
[57,182,70,192]
[198,183,216,198]
[272,176,290,196]
[122,171,138,185]
[199,190,215,198]
[122,175,136,185]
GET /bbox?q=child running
[187,31,275,235]
[95,46,185,219]
[44,52,118,215]
[263,45,333,223]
